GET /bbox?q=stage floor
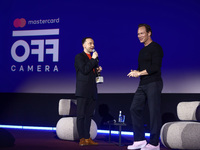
[0,128,172,150]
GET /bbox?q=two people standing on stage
[127,24,163,150]
[75,24,163,150]
[74,37,102,146]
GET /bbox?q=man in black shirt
[127,24,163,150]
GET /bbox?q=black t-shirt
[138,41,163,85]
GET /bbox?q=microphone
[92,49,104,84]
[92,49,99,62]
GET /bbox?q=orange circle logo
[13,18,26,28]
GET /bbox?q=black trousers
[76,97,95,139]
[130,81,163,146]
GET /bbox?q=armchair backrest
[58,99,77,116]
[177,101,200,121]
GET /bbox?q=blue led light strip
[0,124,150,137]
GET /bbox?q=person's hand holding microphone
[92,50,98,59]
[92,49,102,73]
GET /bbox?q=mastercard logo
[13,18,26,28]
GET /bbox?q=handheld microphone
[92,49,99,62]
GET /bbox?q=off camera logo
[11,18,60,72]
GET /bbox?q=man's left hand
[127,70,140,78]
[97,66,102,73]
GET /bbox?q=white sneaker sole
[127,141,147,149]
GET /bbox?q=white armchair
[56,99,98,141]
[160,101,200,149]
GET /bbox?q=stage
[0,128,171,150]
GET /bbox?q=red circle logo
[13,18,26,28]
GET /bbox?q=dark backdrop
[1,93,200,131]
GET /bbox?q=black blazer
[74,51,99,99]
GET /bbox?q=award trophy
[96,70,104,84]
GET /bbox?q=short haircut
[82,37,93,45]
[138,24,152,36]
